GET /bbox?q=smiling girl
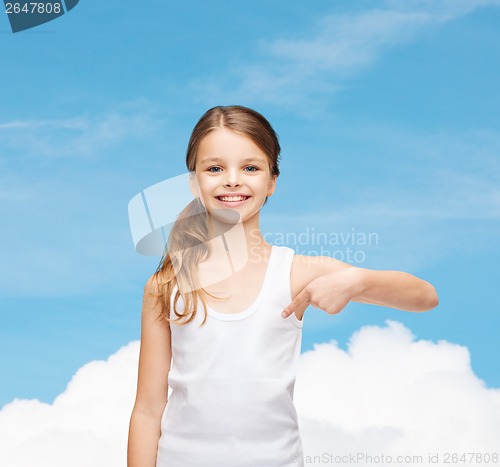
[127,105,439,467]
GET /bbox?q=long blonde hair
[149,105,281,327]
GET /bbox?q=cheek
[197,176,219,196]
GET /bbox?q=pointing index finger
[281,288,310,318]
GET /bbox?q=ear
[189,171,200,198]
[267,174,278,197]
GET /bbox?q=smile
[215,195,251,207]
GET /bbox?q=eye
[207,165,259,173]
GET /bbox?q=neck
[206,210,270,259]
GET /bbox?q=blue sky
[1,0,500,409]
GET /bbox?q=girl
[127,105,439,467]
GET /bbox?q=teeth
[218,196,248,202]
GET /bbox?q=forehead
[197,128,267,163]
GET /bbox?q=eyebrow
[200,157,266,164]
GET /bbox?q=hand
[281,267,362,318]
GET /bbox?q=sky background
[1,0,500,464]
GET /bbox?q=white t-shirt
[156,244,305,467]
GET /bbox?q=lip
[216,193,251,198]
[215,194,251,208]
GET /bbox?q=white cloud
[0,341,139,467]
[295,320,500,464]
[189,0,500,112]
[0,99,165,160]
[383,0,500,18]
[264,10,431,75]
[1,321,499,466]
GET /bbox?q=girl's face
[191,127,277,223]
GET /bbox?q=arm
[313,256,439,312]
[350,267,439,312]
[127,275,172,467]
[282,255,439,318]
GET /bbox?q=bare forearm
[127,409,162,467]
[352,268,439,312]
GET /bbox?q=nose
[223,168,241,187]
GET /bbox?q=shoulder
[292,252,353,279]
[142,273,170,321]
[144,271,168,289]
[144,273,158,291]
[143,274,162,303]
